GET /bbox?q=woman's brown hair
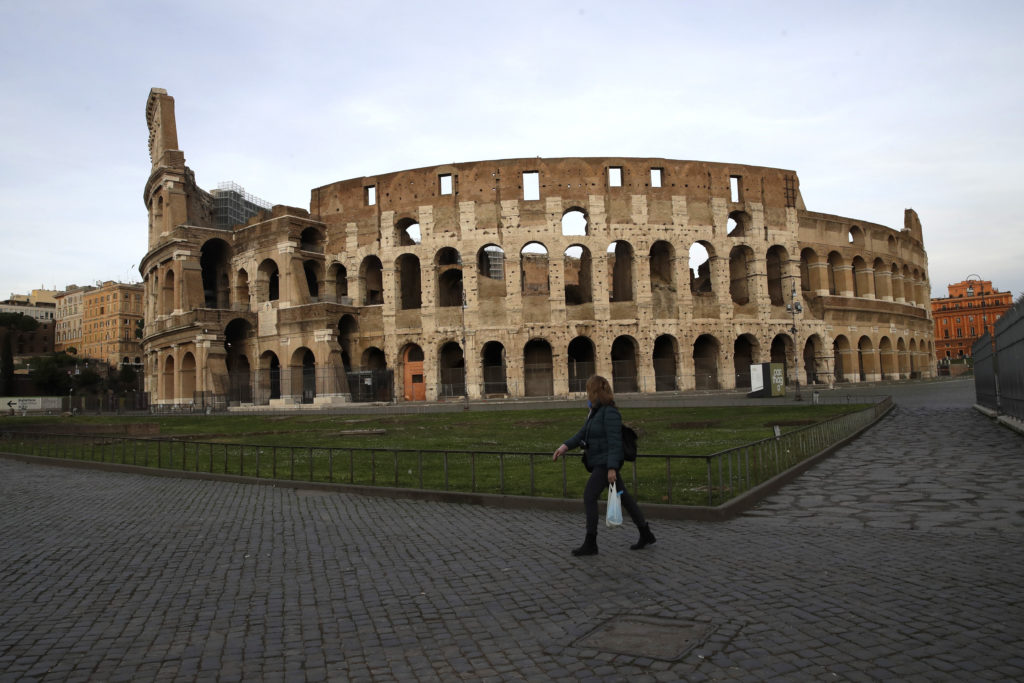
[585,375,615,406]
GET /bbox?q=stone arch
[879,336,896,380]
[360,256,384,305]
[561,207,588,237]
[851,255,867,298]
[804,334,825,385]
[395,217,421,246]
[649,240,676,316]
[520,242,549,295]
[481,341,507,395]
[259,350,281,402]
[303,259,323,300]
[897,337,910,378]
[766,245,789,306]
[338,314,358,372]
[727,210,750,237]
[729,244,756,305]
[257,258,280,303]
[690,241,714,295]
[827,252,843,295]
[873,258,890,300]
[327,262,348,302]
[200,238,231,309]
[611,335,639,393]
[733,333,760,389]
[233,268,250,309]
[162,267,176,314]
[567,336,596,392]
[476,245,506,299]
[770,333,791,373]
[849,225,865,247]
[290,347,317,403]
[652,334,678,391]
[438,340,466,397]
[161,354,175,401]
[833,335,851,382]
[395,253,422,310]
[436,247,464,307]
[299,227,324,252]
[180,352,197,401]
[891,263,905,301]
[608,241,634,302]
[564,245,593,306]
[857,336,875,382]
[523,338,554,397]
[693,334,720,390]
[225,318,253,403]
[401,343,426,401]
[800,248,819,292]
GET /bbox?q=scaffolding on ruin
[211,182,272,230]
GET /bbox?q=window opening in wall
[439,174,453,195]
[608,167,622,187]
[650,168,662,187]
[365,186,376,206]
[730,176,741,202]
[523,171,539,201]
[561,209,587,236]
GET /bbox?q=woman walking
[552,375,656,556]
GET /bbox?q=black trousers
[583,466,646,534]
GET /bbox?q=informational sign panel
[748,364,786,398]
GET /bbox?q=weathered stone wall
[140,89,934,407]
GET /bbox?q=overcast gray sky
[2,0,1022,301]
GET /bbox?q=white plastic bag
[606,482,623,527]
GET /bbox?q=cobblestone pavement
[2,379,1022,681]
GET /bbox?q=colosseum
[140,88,935,408]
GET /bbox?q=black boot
[572,532,598,556]
[630,524,656,550]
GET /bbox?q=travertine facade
[141,88,935,407]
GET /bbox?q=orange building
[931,278,1012,361]
[82,281,145,368]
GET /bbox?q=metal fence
[974,298,1024,421]
[0,397,890,508]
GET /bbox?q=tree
[0,313,38,395]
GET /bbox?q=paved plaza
[1,378,1022,681]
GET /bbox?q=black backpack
[621,424,638,461]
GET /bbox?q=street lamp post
[787,281,803,400]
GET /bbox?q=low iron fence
[1,398,890,507]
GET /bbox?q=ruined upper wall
[310,157,803,234]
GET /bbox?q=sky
[2,0,1023,302]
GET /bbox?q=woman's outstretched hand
[552,444,568,461]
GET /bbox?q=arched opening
[649,240,676,317]
[804,335,823,385]
[300,227,324,252]
[729,245,755,305]
[771,334,791,382]
[354,346,390,402]
[897,338,910,379]
[328,263,348,302]
[162,268,176,314]
[303,260,322,300]
[561,208,588,237]
[857,336,874,382]
[564,245,592,306]
[439,341,466,397]
[848,225,865,247]
[608,241,633,302]
[520,242,549,295]
[360,256,384,305]
[436,248,463,307]
[611,336,639,393]
[689,242,713,295]
[733,334,759,389]
[693,335,720,390]
[291,348,316,403]
[523,339,554,397]
[476,245,506,298]
[851,256,867,298]
[396,254,422,310]
[766,246,788,306]
[338,314,358,372]
[225,319,253,404]
[833,335,851,382]
[481,341,507,395]
[200,239,231,309]
[396,218,421,246]
[402,344,426,401]
[180,352,197,401]
[873,258,889,300]
[879,337,896,380]
[652,334,678,391]
[259,351,281,402]
[891,263,904,301]
[727,210,750,237]
[800,248,817,293]
[827,252,843,295]
[161,355,174,401]
[233,268,250,309]
[258,259,280,302]
[567,337,596,393]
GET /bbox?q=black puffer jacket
[564,403,624,471]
